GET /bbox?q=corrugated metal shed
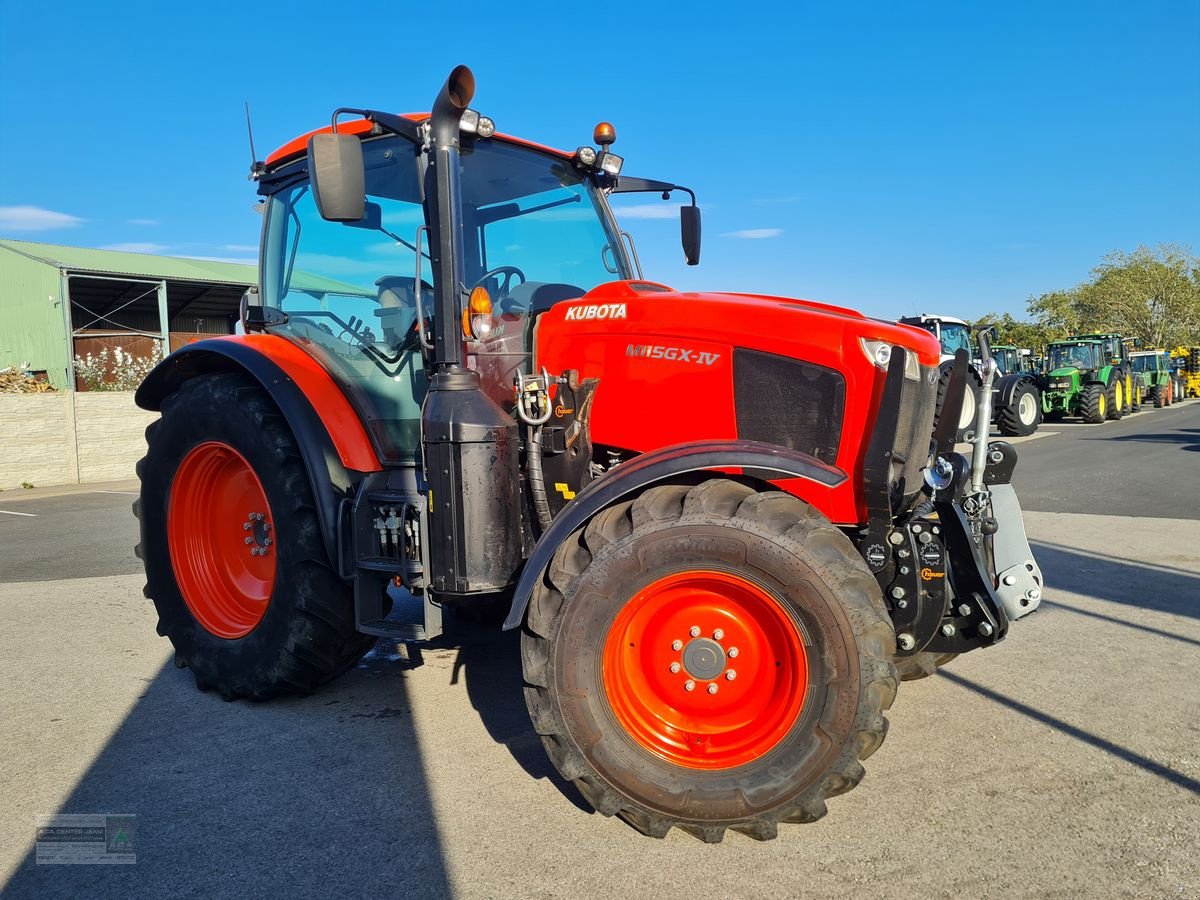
[0,239,256,285]
[0,239,256,389]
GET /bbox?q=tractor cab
[990,345,1019,375]
[897,314,973,363]
[1047,340,1100,375]
[257,130,634,459]
[1071,332,1131,370]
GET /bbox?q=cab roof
[898,313,970,327]
[265,113,572,170]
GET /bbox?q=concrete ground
[1,404,1197,899]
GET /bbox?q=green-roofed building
[0,238,257,389]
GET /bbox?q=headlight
[597,150,623,176]
[860,338,920,380]
[459,109,496,138]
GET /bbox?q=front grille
[890,364,938,505]
[733,350,845,464]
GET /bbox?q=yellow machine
[1172,347,1200,399]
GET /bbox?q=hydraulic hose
[526,424,553,535]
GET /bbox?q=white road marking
[93,490,139,495]
[0,510,37,517]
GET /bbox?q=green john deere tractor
[1070,332,1138,416]
[1041,338,1122,423]
[1130,350,1175,408]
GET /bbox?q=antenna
[245,101,265,181]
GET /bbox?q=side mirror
[308,133,365,222]
[681,204,701,266]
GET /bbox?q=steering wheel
[471,265,526,298]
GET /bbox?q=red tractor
[134,67,1043,841]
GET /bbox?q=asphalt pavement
[1,403,1197,899]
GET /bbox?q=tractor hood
[1048,367,1083,379]
[564,281,943,368]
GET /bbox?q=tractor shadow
[939,670,1200,796]
[384,589,589,813]
[1030,539,1200,621]
[445,617,592,814]
[1082,427,1200,452]
[2,648,454,899]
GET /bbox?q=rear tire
[1081,384,1106,424]
[996,381,1041,437]
[521,479,897,841]
[895,651,958,682]
[135,373,374,700]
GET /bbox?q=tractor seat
[498,281,585,317]
[375,275,431,350]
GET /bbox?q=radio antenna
[245,101,265,181]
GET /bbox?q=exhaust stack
[421,65,523,599]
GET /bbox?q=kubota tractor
[134,67,1043,842]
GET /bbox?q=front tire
[521,479,897,841]
[135,373,374,700]
[935,367,983,442]
[996,381,1041,437]
[1082,384,1107,424]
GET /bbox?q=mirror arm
[330,107,424,145]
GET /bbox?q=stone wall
[0,392,158,489]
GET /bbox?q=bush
[73,344,163,391]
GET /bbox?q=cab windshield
[938,323,973,356]
[1130,355,1157,373]
[1049,344,1096,370]
[992,348,1017,374]
[260,135,630,461]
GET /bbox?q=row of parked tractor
[899,314,1200,440]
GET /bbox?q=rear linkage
[857,331,1043,663]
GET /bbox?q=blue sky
[1,0,1197,321]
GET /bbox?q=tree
[972,311,1056,350]
[1027,244,1200,348]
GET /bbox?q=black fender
[135,340,356,572]
[993,372,1035,409]
[501,440,847,630]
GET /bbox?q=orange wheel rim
[168,441,276,638]
[602,570,808,769]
